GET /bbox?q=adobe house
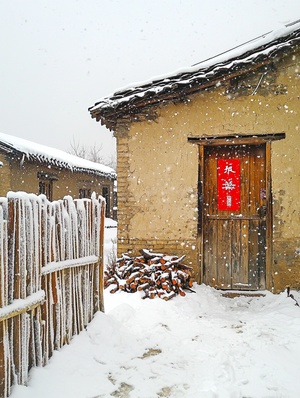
[0,132,116,218]
[89,21,300,292]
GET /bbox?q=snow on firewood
[104,249,194,300]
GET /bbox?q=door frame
[189,133,286,291]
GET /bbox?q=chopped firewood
[138,283,150,291]
[159,272,170,283]
[104,250,194,301]
[126,271,141,285]
[105,277,117,287]
[139,248,163,260]
[172,277,178,286]
[130,282,137,291]
[161,291,176,301]
[160,264,169,271]
[161,282,169,291]
[139,276,153,284]
[110,284,119,294]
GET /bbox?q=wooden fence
[0,192,105,398]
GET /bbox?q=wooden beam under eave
[188,133,286,146]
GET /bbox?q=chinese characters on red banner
[217,159,240,211]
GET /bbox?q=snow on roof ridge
[0,132,116,177]
[90,19,300,113]
[191,19,300,68]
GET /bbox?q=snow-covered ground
[10,221,300,398]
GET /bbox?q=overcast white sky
[0,0,299,161]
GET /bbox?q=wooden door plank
[240,148,250,217]
[248,220,260,289]
[204,148,218,216]
[203,220,218,286]
[217,220,232,289]
[258,220,267,289]
[241,220,250,287]
[231,219,242,288]
[248,147,257,217]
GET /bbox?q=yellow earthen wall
[0,154,12,196]
[116,47,300,291]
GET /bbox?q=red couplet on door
[217,159,240,211]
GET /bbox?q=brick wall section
[116,130,131,245]
[118,238,198,270]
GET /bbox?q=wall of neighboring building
[0,156,115,218]
[115,45,300,291]
[0,153,12,197]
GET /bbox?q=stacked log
[104,249,194,300]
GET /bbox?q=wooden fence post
[99,199,105,313]
[0,323,5,398]
[0,202,4,398]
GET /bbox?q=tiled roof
[89,20,300,130]
[0,132,116,180]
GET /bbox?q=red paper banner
[217,159,240,211]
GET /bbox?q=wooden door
[202,144,267,290]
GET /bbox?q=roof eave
[90,59,272,131]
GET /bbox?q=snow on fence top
[89,19,300,129]
[0,132,116,179]
[0,191,105,313]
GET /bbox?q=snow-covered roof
[89,20,300,130]
[0,132,116,180]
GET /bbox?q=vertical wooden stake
[99,199,105,313]
[0,322,6,398]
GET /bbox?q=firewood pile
[104,249,194,301]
